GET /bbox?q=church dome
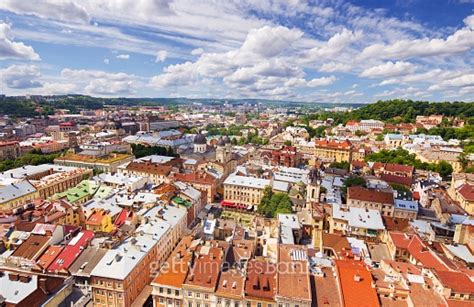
[217,138,226,146]
[194,133,207,144]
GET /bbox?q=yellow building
[223,175,270,207]
[0,180,39,213]
[449,173,474,215]
[314,139,352,163]
[85,209,114,233]
[54,153,134,173]
[416,149,463,173]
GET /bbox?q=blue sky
[0,0,473,103]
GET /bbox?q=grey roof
[0,272,37,304]
[0,180,37,203]
[223,175,270,189]
[278,214,301,229]
[69,247,108,277]
[272,180,289,192]
[444,244,474,264]
[136,155,175,164]
[91,233,161,280]
[394,199,418,212]
[333,204,385,230]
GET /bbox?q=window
[257,303,262,307]
[204,294,209,300]
[175,290,180,296]
[160,287,164,294]
[188,291,193,297]
[168,289,172,295]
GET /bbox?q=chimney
[354,274,361,282]
[8,274,19,282]
[39,278,48,294]
[19,275,31,283]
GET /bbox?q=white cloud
[0,0,90,24]
[307,76,337,87]
[428,74,474,91]
[464,15,474,30]
[360,61,416,78]
[379,69,469,87]
[0,23,40,60]
[155,50,168,63]
[191,48,204,55]
[62,68,138,95]
[319,62,352,73]
[305,28,362,61]
[116,54,130,60]
[150,61,197,87]
[150,25,323,98]
[240,26,303,57]
[104,58,109,64]
[0,65,42,89]
[359,18,474,60]
[40,82,77,94]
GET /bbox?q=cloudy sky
[0,0,473,103]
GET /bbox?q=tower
[193,133,207,153]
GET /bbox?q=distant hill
[0,95,472,119]
[0,95,364,117]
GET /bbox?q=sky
[0,0,473,103]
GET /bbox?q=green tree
[342,176,366,194]
[330,161,350,171]
[258,186,293,218]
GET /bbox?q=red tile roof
[216,270,245,298]
[351,160,367,168]
[384,163,414,175]
[37,245,63,269]
[315,139,352,150]
[388,232,412,250]
[47,230,94,273]
[407,235,451,272]
[435,270,474,294]
[336,259,380,307]
[277,245,311,302]
[126,161,172,176]
[174,172,216,185]
[245,260,277,301]
[184,246,224,289]
[381,173,413,187]
[348,186,394,204]
[152,236,193,288]
[458,184,474,202]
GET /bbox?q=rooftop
[336,260,379,307]
[276,245,311,302]
[55,153,133,164]
[224,175,270,189]
[348,186,394,204]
